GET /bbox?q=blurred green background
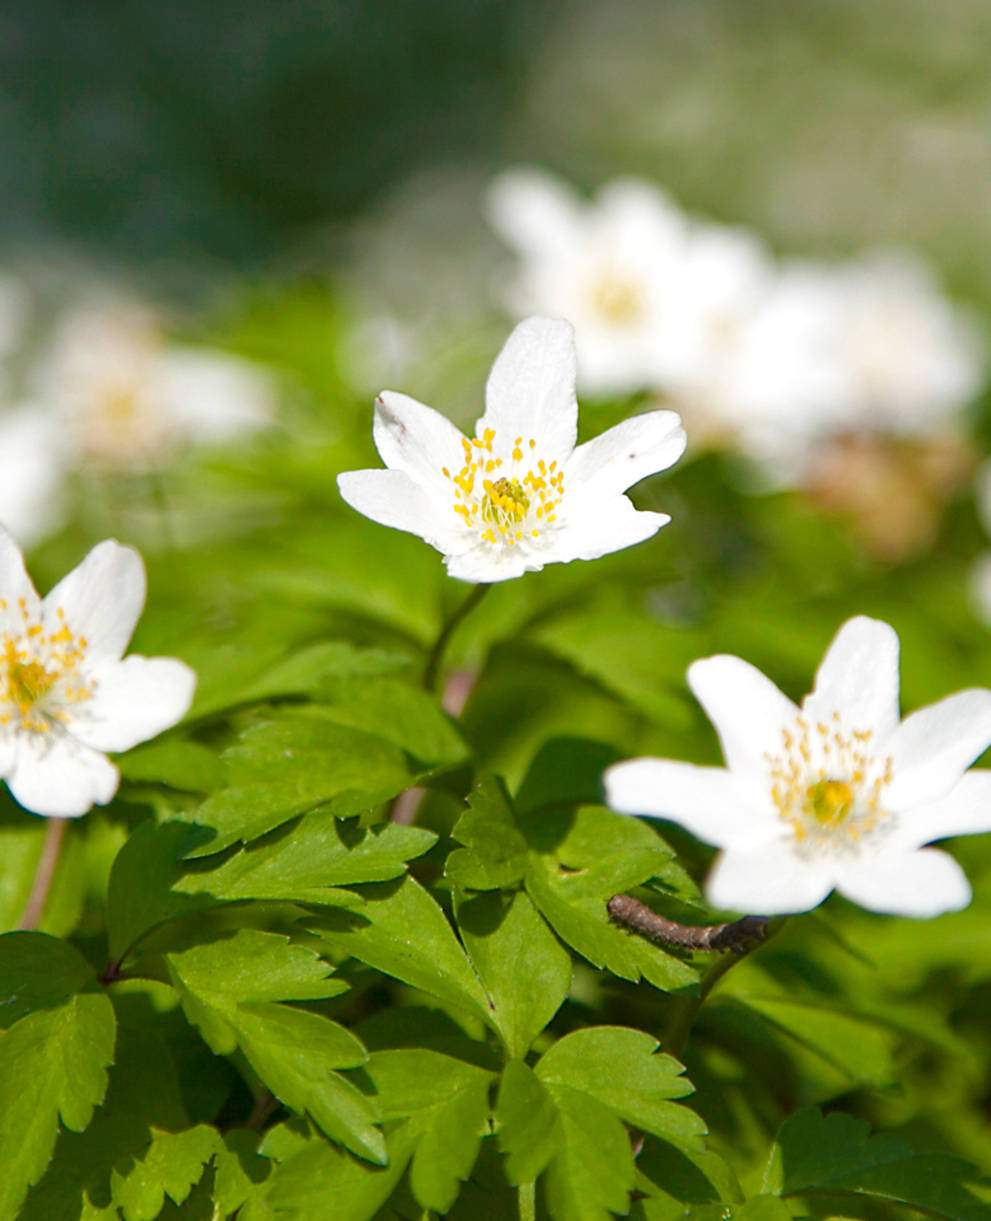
[5,0,990,292]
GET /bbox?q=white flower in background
[0,528,196,818]
[337,317,686,583]
[677,261,856,478]
[680,252,984,481]
[605,616,991,917]
[37,302,274,469]
[826,251,983,435]
[487,170,698,396]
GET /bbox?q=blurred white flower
[0,529,196,818]
[683,252,983,480]
[338,316,686,583]
[37,303,274,468]
[487,170,699,396]
[605,616,991,917]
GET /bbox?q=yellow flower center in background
[589,273,645,327]
[765,712,893,848]
[443,429,564,548]
[0,601,92,732]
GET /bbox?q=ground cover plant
[3,206,991,1221]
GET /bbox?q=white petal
[371,391,467,493]
[444,543,531,584]
[486,169,586,258]
[893,770,991,849]
[7,732,119,818]
[705,842,835,915]
[479,318,578,462]
[687,656,799,777]
[0,525,41,616]
[337,469,466,555]
[886,689,991,808]
[548,496,669,565]
[803,617,900,737]
[564,410,686,499]
[71,656,196,753]
[604,758,777,850]
[43,541,146,663]
[835,848,970,918]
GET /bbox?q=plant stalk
[423,583,489,692]
[18,817,69,931]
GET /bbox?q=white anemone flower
[0,529,196,818]
[487,171,696,397]
[337,317,686,583]
[38,302,274,469]
[605,616,991,917]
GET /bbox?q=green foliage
[7,279,991,1219]
[0,934,116,1220]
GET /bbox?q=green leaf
[310,876,492,1026]
[0,933,116,1220]
[526,857,696,993]
[189,639,409,721]
[541,1082,636,1221]
[455,888,571,1058]
[495,1060,561,1186]
[316,675,468,766]
[110,1125,220,1221]
[365,1048,494,1214]
[261,1121,420,1221]
[166,930,383,1164]
[178,814,435,904]
[536,1026,705,1154]
[514,737,623,816]
[213,1130,272,1217]
[448,775,529,891]
[106,820,218,962]
[727,995,896,1089]
[188,709,418,856]
[764,1108,991,1221]
[117,740,225,792]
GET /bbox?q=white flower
[337,317,686,583]
[683,252,984,482]
[487,171,698,396]
[604,616,991,917]
[826,251,983,435]
[0,529,196,818]
[37,302,275,469]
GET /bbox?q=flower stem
[661,916,787,1061]
[518,1181,536,1221]
[17,817,69,931]
[423,583,490,693]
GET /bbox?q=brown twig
[607,893,768,953]
[17,817,69,931]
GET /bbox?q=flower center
[0,601,92,733]
[589,273,645,327]
[764,712,893,852]
[805,778,854,826]
[443,429,564,548]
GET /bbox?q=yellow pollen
[589,273,646,326]
[0,607,92,732]
[805,778,854,826]
[444,428,564,548]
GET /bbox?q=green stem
[423,583,490,692]
[662,917,787,1060]
[518,1181,536,1221]
[17,817,68,931]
